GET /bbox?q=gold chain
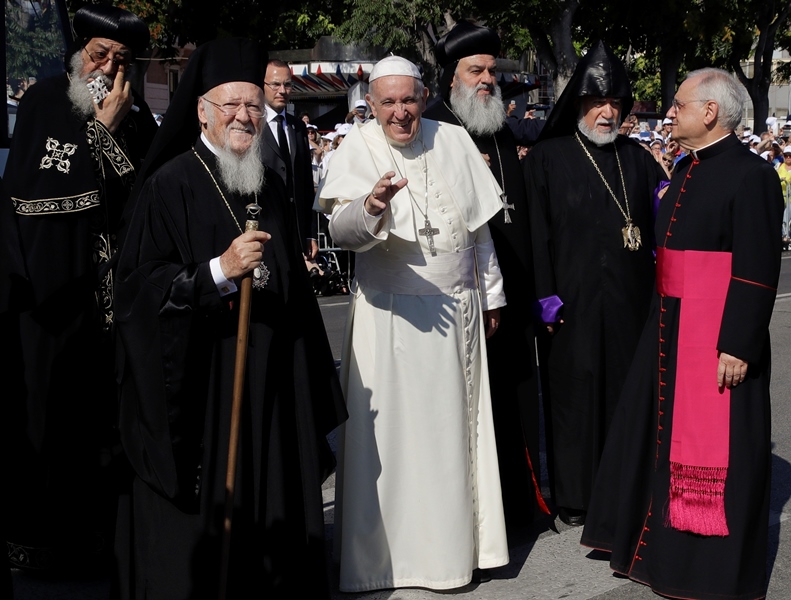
[574,132,631,224]
[192,148,255,232]
[192,148,268,288]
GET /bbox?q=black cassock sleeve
[717,160,783,364]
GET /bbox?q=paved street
[11,254,791,599]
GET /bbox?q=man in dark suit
[262,59,319,258]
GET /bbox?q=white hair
[577,113,619,146]
[684,68,746,131]
[449,75,506,137]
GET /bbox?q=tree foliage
[723,0,791,129]
[66,0,345,57]
[6,0,66,80]
[62,0,791,126]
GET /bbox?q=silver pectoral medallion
[252,264,270,290]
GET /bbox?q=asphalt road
[11,253,791,600]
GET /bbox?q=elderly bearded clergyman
[317,55,509,591]
[523,41,666,527]
[3,4,157,573]
[424,20,548,529]
[113,38,345,599]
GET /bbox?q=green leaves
[6,0,66,80]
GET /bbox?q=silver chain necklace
[574,132,641,251]
[445,101,513,223]
[385,131,440,256]
[193,149,270,289]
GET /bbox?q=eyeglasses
[202,97,264,118]
[83,46,131,68]
[264,81,293,91]
[671,98,709,111]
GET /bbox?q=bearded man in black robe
[3,5,156,572]
[523,42,666,527]
[113,38,346,600]
[424,21,549,530]
[582,68,782,600]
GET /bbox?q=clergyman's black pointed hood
[539,41,633,142]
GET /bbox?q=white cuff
[475,236,506,310]
[210,257,237,296]
[362,199,387,237]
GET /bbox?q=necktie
[274,114,294,199]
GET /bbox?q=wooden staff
[219,203,261,600]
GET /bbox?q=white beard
[577,114,619,146]
[215,130,266,197]
[67,52,113,120]
[449,79,506,137]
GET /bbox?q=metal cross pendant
[501,193,514,224]
[418,218,440,257]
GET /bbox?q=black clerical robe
[114,139,346,600]
[3,73,156,570]
[523,131,665,512]
[424,99,547,526]
[581,135,782,600]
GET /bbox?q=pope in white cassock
[316,55,509,592]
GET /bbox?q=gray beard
[577,116,619,146]
[67,52,113,120]
[449,80,506,137]
[215,131,266,197]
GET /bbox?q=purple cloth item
[534,295,563,323]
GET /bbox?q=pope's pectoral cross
[501,193,514,224]
[418,218,440,257]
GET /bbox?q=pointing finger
[114,63,126,88]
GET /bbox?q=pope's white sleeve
[475,224,506,310]
[327,194,391,252]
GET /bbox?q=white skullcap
[370,56,421,82]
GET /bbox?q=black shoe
[471,568,492,583]
[557,507,586,526]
